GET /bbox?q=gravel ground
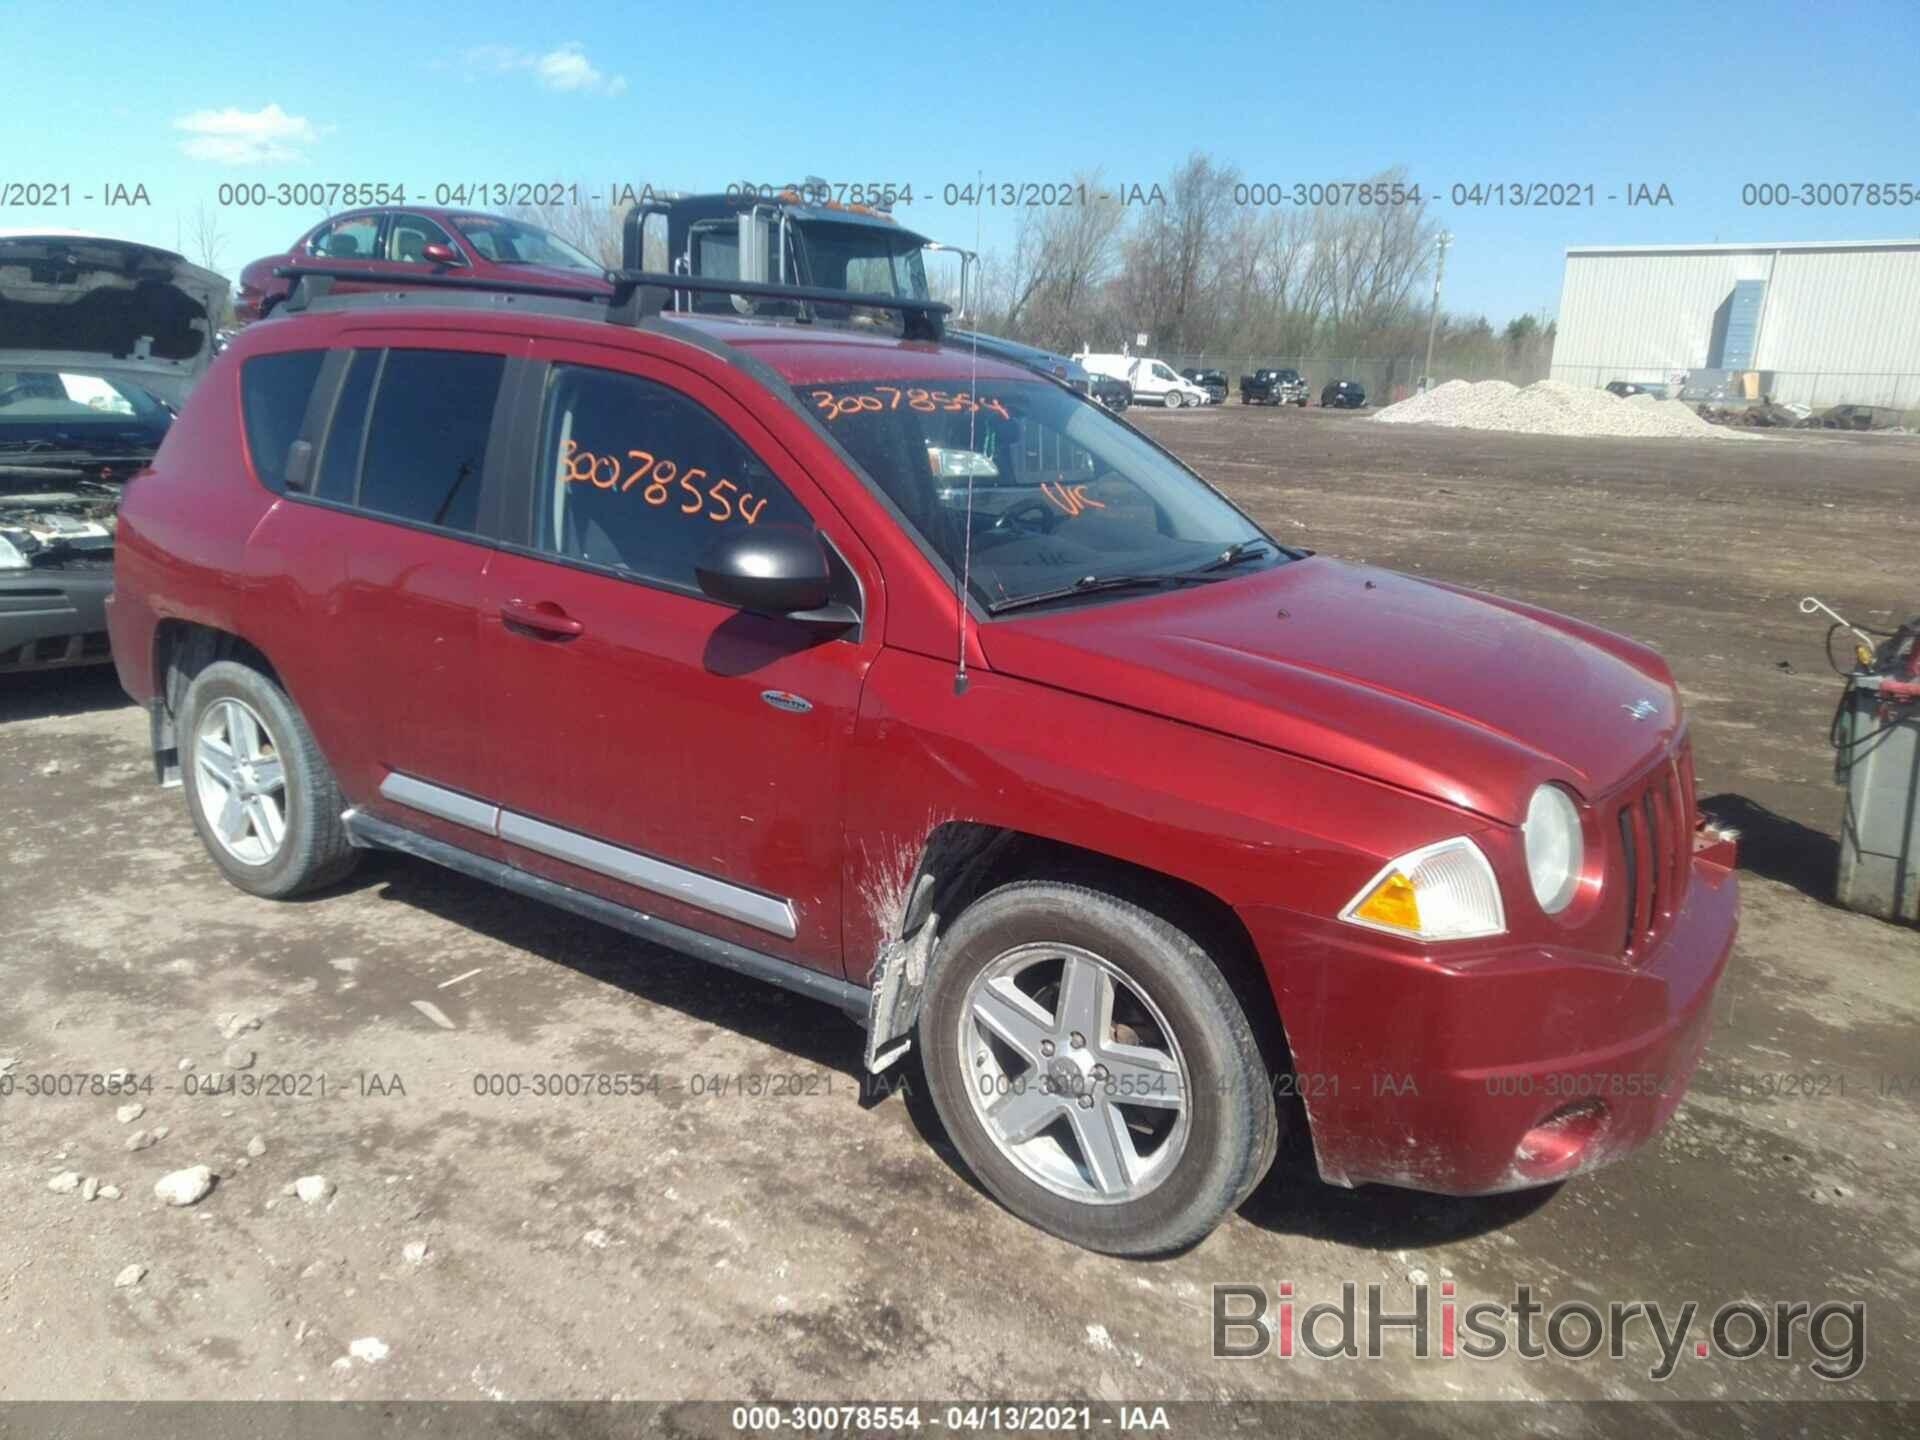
[1,405,1916,1421]
[1374,378,1730,439]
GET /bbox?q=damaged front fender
[860,822,1011,1073]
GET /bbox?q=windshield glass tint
[798,379,1270,610]
[450,214,601,271]
[0,367,171,449]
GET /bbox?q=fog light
[1513,1099,1609,1182]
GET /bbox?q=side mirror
[421,242,460,265]
[694,525,852,625]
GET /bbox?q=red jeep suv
[107,269,1738,1255]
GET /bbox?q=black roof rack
[274,265,609,312]
[273,265,948,341]
[605,270,947,340]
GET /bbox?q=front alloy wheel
[960,943,1189,1204]
[921,881,1279,1255]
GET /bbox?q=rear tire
[180,660,357,899]
[920,881,1279,1256]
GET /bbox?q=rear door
[475,341,883,976]
[288,333,526,857]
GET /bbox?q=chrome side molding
[377,771,799,941]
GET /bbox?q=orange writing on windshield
[810,387,1011,422]
[1040,481,1105,518]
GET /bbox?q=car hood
[977,556,1681,824]
[0,232,227,406]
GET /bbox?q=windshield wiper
[987,570,1224,615]
[1194,539,1272,573]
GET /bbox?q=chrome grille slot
[1614,739,1693,959]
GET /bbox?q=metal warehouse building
[1550,238,1920,411]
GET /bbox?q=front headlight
[1522,784,1584,914]
[1339,836,1505,941]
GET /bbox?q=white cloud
[461,42,626,96]
[172,103,320,166]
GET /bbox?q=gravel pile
[1374,378,1730,439]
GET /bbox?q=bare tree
[181,202,228,274]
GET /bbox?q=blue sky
[10,0,1916,324]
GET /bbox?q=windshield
[798,223,929,297]
[798,378,1275,611]
[449,214,602,272]
[0,367,172,454]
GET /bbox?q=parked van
[1075,353,1209,409]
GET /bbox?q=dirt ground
[2,403,1916,1423]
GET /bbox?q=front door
[478,345,881,975]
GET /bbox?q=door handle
[500,598,585,639]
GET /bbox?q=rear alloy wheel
[180,660,357,899]
[921,882,1278,1255]
[194,697,288,867]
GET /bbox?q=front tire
[180,660,357,899]
[1164,390,1184,409]
[920,882,1279,1256]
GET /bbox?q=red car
[107,271,1738,1255]
[234,207,611,322]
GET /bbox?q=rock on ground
[293,1175,334,1205]
[153,1166,214,1207]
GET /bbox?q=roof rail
[272,263,949,341]
[273,265,608,313]
[605,270,948,341]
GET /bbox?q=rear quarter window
[239,349,325,492]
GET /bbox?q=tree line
[495,155,1556,386]
[962,156,1554,381]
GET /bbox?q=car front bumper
[1240,842,1738,1194]
[0,564,114,670]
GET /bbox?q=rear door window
[530,364,809,593]
[357,350,503,532]
[239,349,325,492]
[308,215,382,260]
[311,348,504,534]
[313,350,379,504]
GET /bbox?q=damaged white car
[0,232,225,670]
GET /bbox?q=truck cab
[623,188,972,321]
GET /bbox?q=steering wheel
[987,496,1061,537]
